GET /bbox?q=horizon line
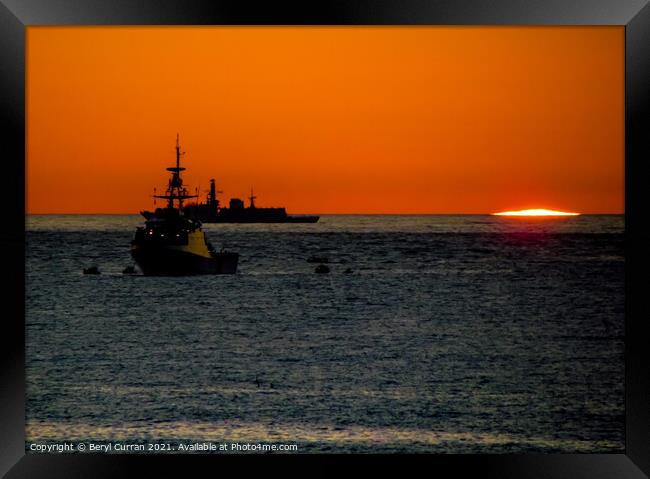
[25,212,625,216]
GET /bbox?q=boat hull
[131,245,238,275]
[197,215,320,223]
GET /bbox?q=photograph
[24,25,625,454]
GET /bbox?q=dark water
[26,215,624,453]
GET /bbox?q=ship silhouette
[182,180,319,223]
[132,136,238,275]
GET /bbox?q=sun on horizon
[492,209,580,217]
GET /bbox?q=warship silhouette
[132,136,238,275]
[183,180,319,223]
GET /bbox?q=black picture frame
[1,1,648,477]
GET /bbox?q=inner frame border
[1,1,648,477]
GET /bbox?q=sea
[25,214,625,453]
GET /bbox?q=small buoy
[343,268,353,274]
[122,266,136,274]
[307,256,329,264]
[83,266,100,275]
[315,264,330,274]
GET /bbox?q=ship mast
[249,188,257,209]
[153,134,198,210]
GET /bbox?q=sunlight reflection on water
[25,215,624,453]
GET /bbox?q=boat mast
[153,134,198,210]
[171,134,182,209]
[249,188,257,209]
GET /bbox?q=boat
[131,136,238,275]
[183,180,319,223]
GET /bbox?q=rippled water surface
[26,215,624,453]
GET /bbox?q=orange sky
[26,26,624,214]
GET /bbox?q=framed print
[1,0,649,477]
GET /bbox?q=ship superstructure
[184,181,319,223]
